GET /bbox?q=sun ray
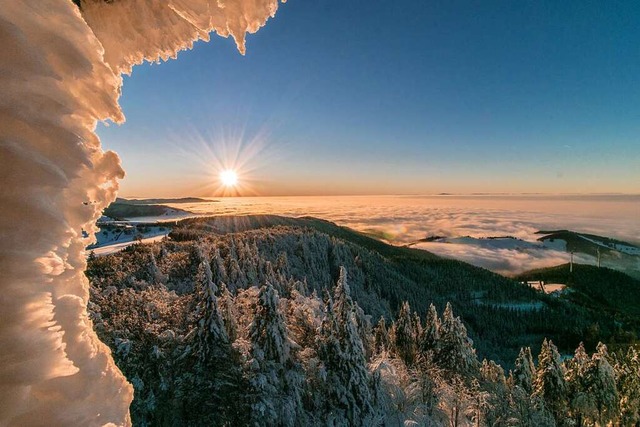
[165,121,282,197]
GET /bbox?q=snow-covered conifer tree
[373,317,390,355]
[316,267,376,425]
[533,339,567,425]
[195,260,228,358]
[413,310,423,345]
[566,342,591,425]
[246,283,303,426]
[394,301,418,366]
[191,258,240,424]
[513,347,536,394]
[436,302,479,376]
[479,359,510,425]
[249,283,291,364]
[419,303,441,361]
[218,283,239,342]
[276,251,290,277]
[354,299,374,359]
[147,249,166,284]
[582,343,618,426]
[211,246,228,283]
[615,346,640,425]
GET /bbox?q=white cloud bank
[0,1,283,425]
[412,241,595,277]
[168,195,639,276]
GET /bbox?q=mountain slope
[516,263,640,321]
[86,215,640,426]
[103,202,188,219]
[89,215,636,364]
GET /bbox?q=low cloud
[176,195,639,276]
[412,242,595,276]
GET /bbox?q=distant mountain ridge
[535,229,640,256]
[103,202,189,219]
[516,263,640,321]
[102,197,212,219]
[115,197,212,204]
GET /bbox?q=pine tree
[436,302,479,376]
[246,283,303,426]
[147,249,165,284]
[479,359,509,426]
[533,339,567,425]
[419,303,441,361]
[373,317,389,355]
[369,352,411,425]
[394,301,418,366]
[412,310,423,347]
[218,283,239,342]
[249,283,291,364]
[316,267,376,426]
[191,258,242,425]
[211,246,228,283]
[276,251,289,277]
[583,343,618,426]
[513,347,536,395]
[195,260,228,357]
[354,301,374,360]
[285,288,321,351]
[615,346,640,425]
[566,342,590,426]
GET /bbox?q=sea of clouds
[169,194,640,276]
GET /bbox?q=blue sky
[98,0,640,197]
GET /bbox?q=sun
[220,169,238,187]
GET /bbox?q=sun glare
[220,169,238,187]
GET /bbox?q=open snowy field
[90,233,168,256]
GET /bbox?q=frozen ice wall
[82,0,282,74]
[0,0,283,425]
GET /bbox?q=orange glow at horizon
[164,125,280,197]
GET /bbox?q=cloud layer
[412,241,595,276]
[172,194,639,276]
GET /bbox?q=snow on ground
[91,234,169,256]
[88,224,171,256]
[615,244,640,255]
[540,238,567,251]
[577,234,640,255]
[578,234,615,249]
[90,225,169,245]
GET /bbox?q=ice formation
[0,0,283,425]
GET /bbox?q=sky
[97,0,640,197]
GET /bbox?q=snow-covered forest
[86,216,640,426]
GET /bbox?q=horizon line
[117,191,640,199]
